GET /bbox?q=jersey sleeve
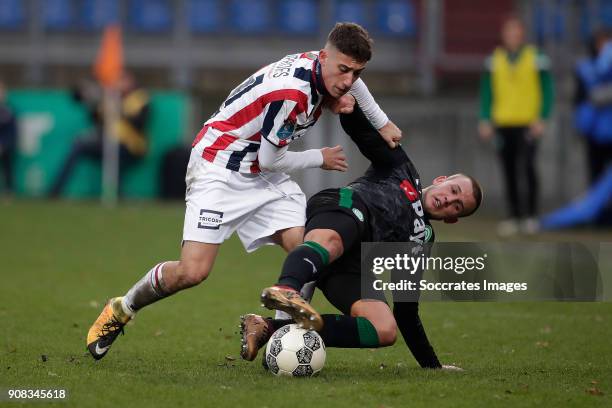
[349,79,389,129]
[339,104,407,168]
[258,138,323,172]
[479,54,494,121]
[479,72,493,121]
[393,301,442,368]
[260,89,308,147]
[536,50,554,119]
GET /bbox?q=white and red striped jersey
[192,51,327,174]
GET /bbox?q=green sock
[319,314,379,348]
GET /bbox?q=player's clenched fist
[320,145,348,172]
[378,120,402,148]
[326,94,355,114]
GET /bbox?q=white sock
[123,262,170,315]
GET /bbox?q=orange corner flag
[94,25,123,88]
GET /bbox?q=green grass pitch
[1,200,611,407]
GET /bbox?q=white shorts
[182,150,306,252]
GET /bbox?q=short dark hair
[450,173,483,217]
[326,22,373,63]
[501,14,524,29]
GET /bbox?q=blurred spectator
[0,81,17,195]
[49,71,150,197]
[575,30,612,185]
[478,16,554,236]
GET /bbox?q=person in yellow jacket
[49,71,150,197]
[478,16,554,236]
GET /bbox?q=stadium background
[1,0,608,214]
[1,1,611,407]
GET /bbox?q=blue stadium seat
[43,0,75,30]
[375,0,416,37]
[128,0,172,33]
[333,0,368,27]
[552,0,567,41]
[578,0,612,40]
[81,0,120,30]
[278,0,318,34]
[188,0,223,33]
[0,0,25,30]
[229,0,271,33]
[533,0,550,44]
[579,0,597,40]
[532,0,566,44]
[601,0,612,28]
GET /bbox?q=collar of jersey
[313,58,329,97]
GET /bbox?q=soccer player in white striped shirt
[86,22,402,360]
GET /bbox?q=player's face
[422,175,477,221]
[502,20,525,51]
[319,47,367,98]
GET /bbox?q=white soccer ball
[265,324,326,377]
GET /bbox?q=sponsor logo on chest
[400,179,428,244]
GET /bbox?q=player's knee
[325,233,344,257]
[351,300,397,346]
[375,321,397,346]
[176,260,210,288]
[272,227,304,252]
[304,229,344,261]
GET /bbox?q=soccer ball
[265,324,326,377]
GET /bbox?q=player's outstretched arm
[259,139,347,173]
[320,145,348,171]
[339,104,406,168]
[258,97,346,173]
[350,79,402,148]
[392,301,443,369]
[377,120,402,149]
[349,79,388,128]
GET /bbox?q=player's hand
[379,120,402,148]
[528,120,545,138]
[320,145,348,172]
[478,121,494,141]
[441,364,464,372]
[327,94,355,114]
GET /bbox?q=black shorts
[305,188,387,315]
[305,187,370,242]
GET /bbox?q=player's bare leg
[350,300,397,346]
[159,241,219,292]
[302,229,345,258]
[271,226,304,252]
[86,241,219,360]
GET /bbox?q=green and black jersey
[307,105,442,368]
[339,105,435,245]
